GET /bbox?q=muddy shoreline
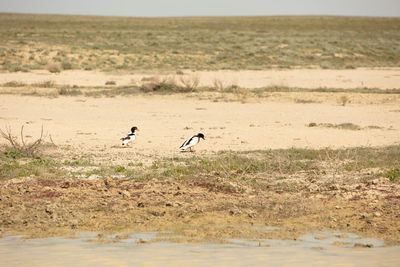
[1,171,399,245]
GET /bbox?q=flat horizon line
[0,11,399,19]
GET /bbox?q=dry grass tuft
[2,81,27,87]
[141,76,171,92]
[232,86,251,103]
[338,95,350,106]
[179,75,200,92]
[32,80,56,88]
[0,125,45,156]
[105,80,117,86]
[213,78,227,92]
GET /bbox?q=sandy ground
[0,68,399,165]
[0,93,399,165]
[1,68,400,89]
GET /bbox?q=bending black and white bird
[180,133,205,152]
[121,126,139,146]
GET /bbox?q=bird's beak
[136,128,140,131]
[203,137,205,140]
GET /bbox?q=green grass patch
[1,145,398,185]
[385,168,400,182]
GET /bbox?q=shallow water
[0,232,399,267]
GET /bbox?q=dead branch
[0,125,47,156]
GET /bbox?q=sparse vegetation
[32,80,56,88]
[58,88,82,96]
[2,81,27,87]
[0,142,399,242]
[0,14,399,72]
[1,144,398,184]
[307,122,361,130]
[295,99,318,104]
[0,125,45,157]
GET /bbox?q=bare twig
[20,125,26,148]
[49,134,57,147]
[0,125,46,156]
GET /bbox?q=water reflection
[0,232,399,266]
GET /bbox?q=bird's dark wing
[180,136,194,148]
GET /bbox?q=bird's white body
[121,132,136,146]
[180,135,200,151]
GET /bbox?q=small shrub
[345,62,356,69]
[115,166,126,173]
[2,81,26,87]
[336,123,361,130]
[232,86,250,103]
[213,78,226,92]
[179,75,200,92]
[3,61,22,72]
[386,168,400,182]
[307,122,361,130]
[140,76,178,93]
[61,61,73,70]
[0,125,45,157]
[105,80,117,85]
[32,80,55,88]
[58,88,82,96]
[47,63,62,73]
[338,95,350,106]
[295,99,317,104]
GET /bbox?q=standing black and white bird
[121,126,139,146]
[180,133,205,152]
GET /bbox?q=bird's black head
[131,126,138,132]
[197,133,205,140]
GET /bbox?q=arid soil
[0,94,399,167]
[1,68,400,89]
[1,174,400,245]
[0,69,400,244]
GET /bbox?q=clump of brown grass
[105,80,117,85]
[0,125,46,156]
[2,81,27,87]
[232,85,251,103]
[338,95,350,106]
[46,63,62,73]
[307,122,361,130]
[32,80,56,88]
[179,75,200,92]
[140,76,179,93]
[213,78,226,92]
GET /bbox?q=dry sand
[1,69,400,164]
[1,68,400,89]
[0,95,399,164]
